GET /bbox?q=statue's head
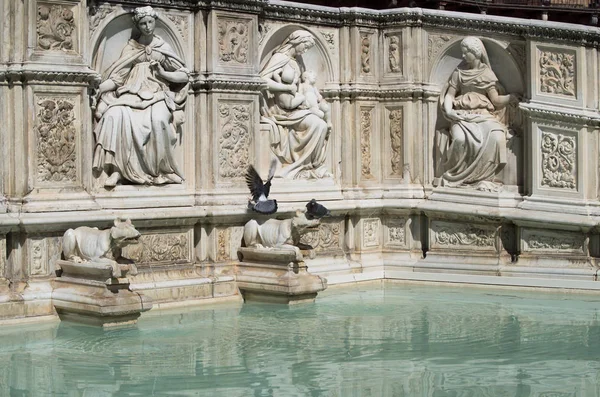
[460,37,485,60]
[133,6,158,36]
[280,30,315,57]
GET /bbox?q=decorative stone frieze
[540,131,577,190]
[218,101,252,180]
[35,97,78,185]
[360,107,374,179]
[538,49,576,98]
[360,33,372,75]
[389,108,403,177]
[300,221,342,253]
[123,231,191,265]
[521,229,585,254]
[37,3,76,52]
[217,18,250,65]
[431,221,497,250]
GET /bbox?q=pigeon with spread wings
[246,160,278,215]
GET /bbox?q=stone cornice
[0,67,100,85]
[322,86,440,101]
[191,75,265,93]
[519,102,600,127]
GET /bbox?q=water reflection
[1,284,600,396]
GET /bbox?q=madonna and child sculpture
[260,30,333,180]
[93,6,190,187]
[434,36,520,191]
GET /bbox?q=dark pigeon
[305,199,330,219]
[245,160,277,215]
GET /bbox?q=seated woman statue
[260,30,332,180]
[93,6,189,187]
[434,36,520,190]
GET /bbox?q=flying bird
[306,199,330,219]
[245,160,278,215]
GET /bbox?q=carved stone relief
[388,35,401,74]
[389,108,403,177]
[540,131,576,190]
[218,102,251,179]
[37,4,76,51]
[29,239,48,277]
[320,31,336,51]
[432,221,496,249]
[166,13,189,41]
[385,218,407,247]
[428,34,454,62]
[363,218,380,248]
[300,221,341,252]
[217,228,229,261]
[89,4,115,37]
[522,230,584,253]
[123,232,191,265]
[258,23,271,45]
[360,108,374,179]
[538,49,576,97]
[35,98,77,184]
[218,18,249,64]
[0,238,5,279]
[360,34,371,75]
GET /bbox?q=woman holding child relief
[93,6,189,187]
[260,30,332,179]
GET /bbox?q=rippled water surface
[2,282,600,396]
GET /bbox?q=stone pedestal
[236,247,327,304]
[52,260,152,327]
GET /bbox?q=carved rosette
[165,14,189,41]
[389,108,403,176]
[538,49,576,97]
[522,230,585,254]
[37,4,76,51]
[428,34,454,62]
[388,35,401,74]
[432,221,496,250]
[35,98,77,184]
[360,34,371,75]
[540,131,576,190]
[218,102,251,179]
[300,222,341,252]
[363,218,380,248]
[360,108,373,179]
[218,19,249,64]
[123,232,191,265]
[29,239,48,277]
[385,218,407,247]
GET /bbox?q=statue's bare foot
[105,172,121,188]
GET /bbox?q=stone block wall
[1,0,600,320]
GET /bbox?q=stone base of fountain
[52,260,152,327]
[236,247,327,304]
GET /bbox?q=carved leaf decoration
[37,4,75,51]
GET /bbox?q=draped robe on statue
[93,36,188,185]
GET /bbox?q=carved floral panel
[540,131,576,190]
[37,4,76,51]
[360,108,374,179]
[387,35,402,74]
[360,33,372,75]
[123,231,192,265]
[320,31,336,51]
[538,49,576,98]
[217,18,250,65]
[218,102,251,179]
[35,97,77,185]
[258,23,272,45]
[432,221,496,250]
[217,228,229,262]
[522,229,585,254]
[89,4,115,37]
[29,238,48,277]
[389,108,403,177]
[300,221,342,253]
[363,218,380,248]
[385,218,407,247]
[428,34,454,62]
[165,13,189,41]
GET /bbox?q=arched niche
[259,25,334,86]
[430,37,524,95]
[91,10,187,76]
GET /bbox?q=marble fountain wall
[0,0,599,321]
